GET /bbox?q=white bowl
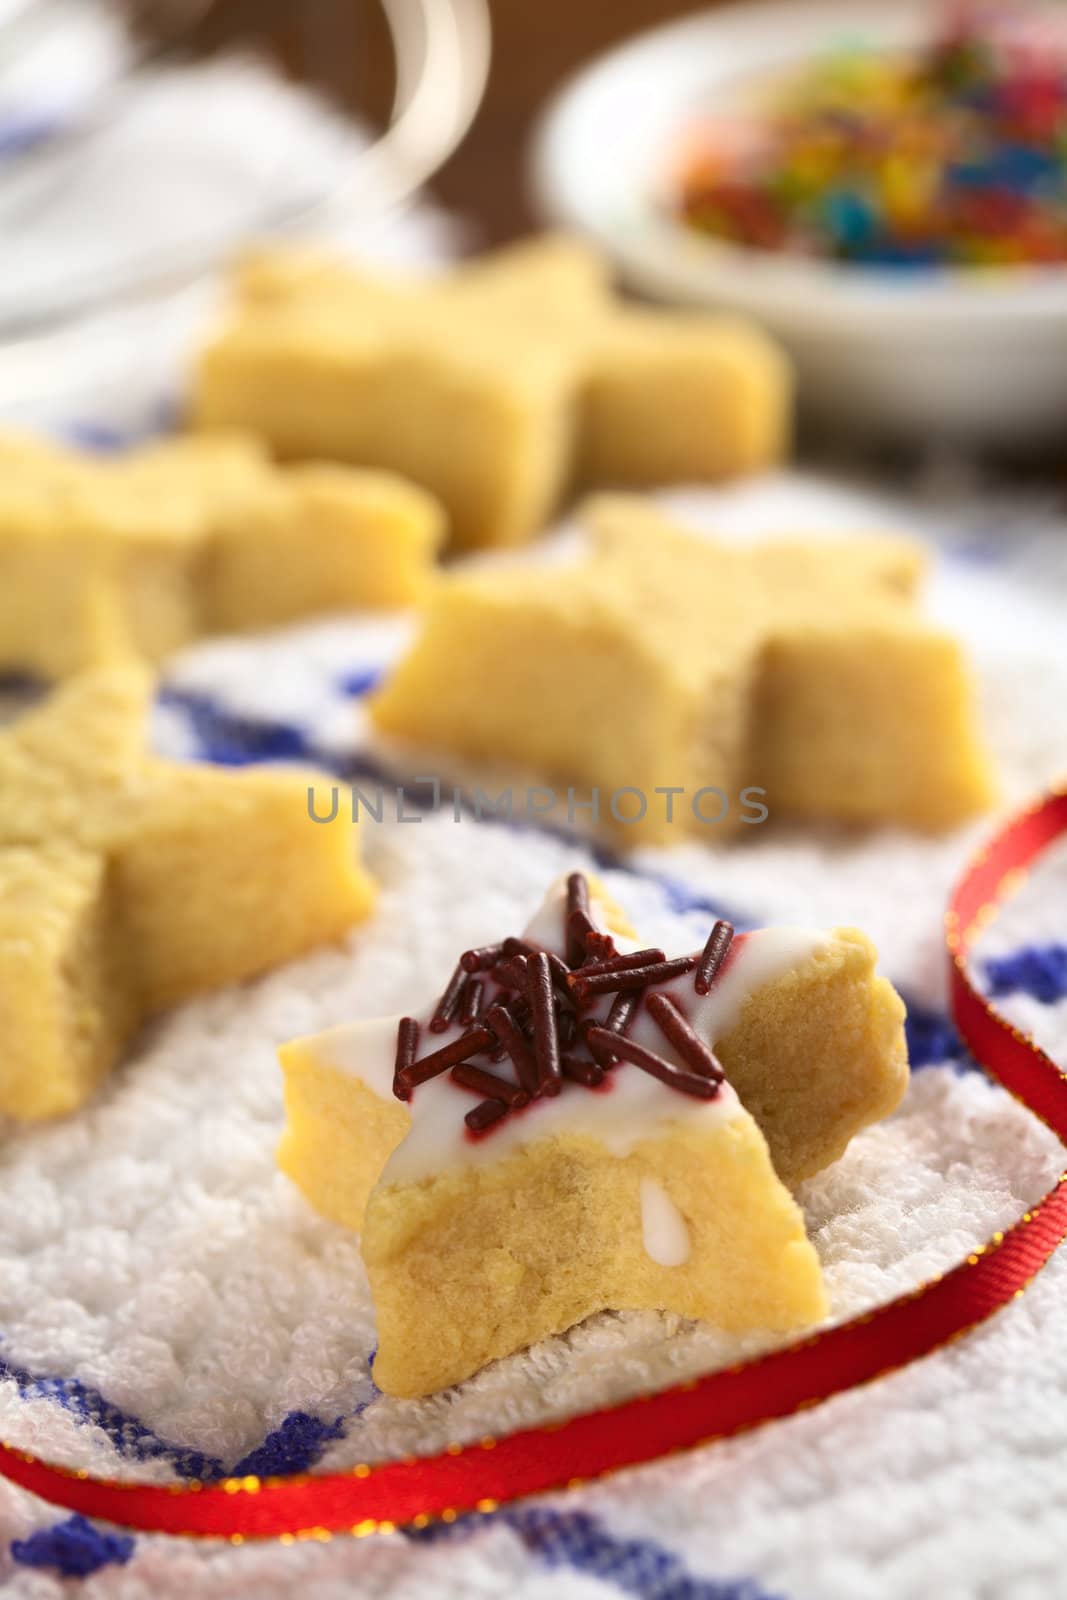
[530,0,1067,452]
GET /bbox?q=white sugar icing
[304,877,829,1188]
[640,1177,690,1267]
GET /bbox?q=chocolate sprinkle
[465,1098,508,1133]
[457,976,484,1027]
[605,991,639,1035]
[508,993,532,1028]
[451,1063,530,1108]
[393,1016,420,1101]
[490,955,529,991]
[429,960,468,1033]
[396,1026,495,1093]
[567,906,598,962]
[565,872,591,966]
[581,990,638,1068]
[567,947,665,983]
[585,1028,719,1099]
[695,920,734,996]
[560,1053,604,1087]
[527,951,562,1097]
[484,1003,540,1096]
[583,929,617,962]
[461,941,506,974]
[399,876,733,1134]
[504,938,571,992]
[566,872,590,914]
[645,991,725,1082]
[570,954,698,1001]
[583,1017,620,1068]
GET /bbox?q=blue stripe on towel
[60,406,177,455]
[0,114,56,158]
[11,1515,134,1578]
[232,1366,378,1477]
[985,943,1067,1006]
[0,1349,225,1481]
[502,1508,785,1600]
[411,1506,785,1600]
[232,1411,347,1477]
[1,1346,377,1483]
[8,1506,783,1592]
[337,666,384,697]
[60,422,131,455]
[157,686,315,766]
[899,992,970,1070]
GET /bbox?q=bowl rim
[528,0,1067,327]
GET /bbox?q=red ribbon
[3,788,1067,1542]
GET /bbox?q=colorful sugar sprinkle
[676,2,1067,267]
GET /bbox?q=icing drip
[640,1178,691,1267]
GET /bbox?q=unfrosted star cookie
[192,235,789,549]
[371,495,995,838]
[0,428,443,680]
[278,874,907,1396]
[0,668,375,1119]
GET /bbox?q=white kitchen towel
[1,462,1067,1600]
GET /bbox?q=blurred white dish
[531,0,1067,452]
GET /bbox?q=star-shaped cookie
[0,668,375,1119]
[193,235,789,549]
[0,429,443,680]
[371,495,995,837]
[278,875,907,1396]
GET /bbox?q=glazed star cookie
[278,874,907,1396]
[192,235,789,548]
[371,495,996,837]
[0,428,443,680]
[0,668,375,1120]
